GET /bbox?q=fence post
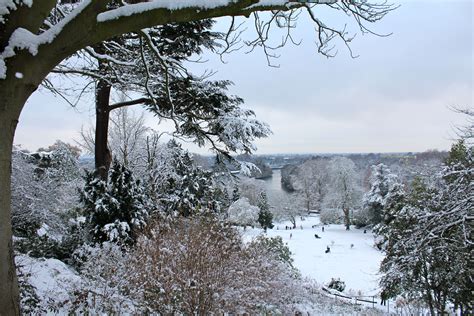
[372,296,375,308]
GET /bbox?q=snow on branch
[97,1,249,23]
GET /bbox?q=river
[262,169,291,200]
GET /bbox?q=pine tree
[362,163,399,225]
[81,160,149,244]
[435,145,472,313]
[379,143,473,314]
[444,139,468,167]
[373,182,406,250]
[257,191,274,232]
[159,141,217,217]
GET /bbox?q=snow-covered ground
[16,254,80,311]
[243,215,384,297]
[16,215,387,314]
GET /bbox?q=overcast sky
[14,0,473,155]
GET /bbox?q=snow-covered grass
[243,215,384,297]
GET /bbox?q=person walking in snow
[380,291,387,306]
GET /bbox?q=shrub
[327,278,346,292]
[15,235,68,261]
[69,216,305,314]
[127,216,301,314]
[352,208,371,228]
[320,208,343,225]
[249,235,294,269]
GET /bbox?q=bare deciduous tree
[292,158,329,212]
[323,157,362,230]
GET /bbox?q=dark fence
[321,287,390,311]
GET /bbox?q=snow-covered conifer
[157,140,217,216]
[81,160,149,244]
[362,163,399,225]
[379,141,473,314]
[257,191,274,231]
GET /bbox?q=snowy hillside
[243,215,384,296]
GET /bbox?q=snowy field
[243,215,384,297]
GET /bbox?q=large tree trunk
[0,96,24,315]
[94,77,112,181]
[0,53,47,313]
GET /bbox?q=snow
[243,215,384,296]
[15,71,23,79]
[246,0,300,9]
[0,0,91,79]
[97,0,239,22]
[0,0,29,24]
[97,0,303,23]
[16,255,81,309]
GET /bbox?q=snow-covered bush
[351,208,371,228]
[60,216,309,314]
[11,145,82,238]
[319,208,343,225]
[227,197,259,227]
[15,234,68,261]
[17,262,43,314]
[249,235,295,269]
[327,278,346,292]
[65,243,136,313]
[125,217,303,314]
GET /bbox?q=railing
[321,287,391,312]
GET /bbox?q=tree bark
[0,96,24,315]
[94,77,112,181]
[343,207,350,230]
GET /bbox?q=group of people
[287,224,334,254]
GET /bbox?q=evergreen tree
[362,163,399,225]
[435,145,472,313]
[257,192,274,232]
[373,181,406,250]
[379,142,473,314]
[444,139,468,167]
[81,160,149,244]
[159,141,218,217]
